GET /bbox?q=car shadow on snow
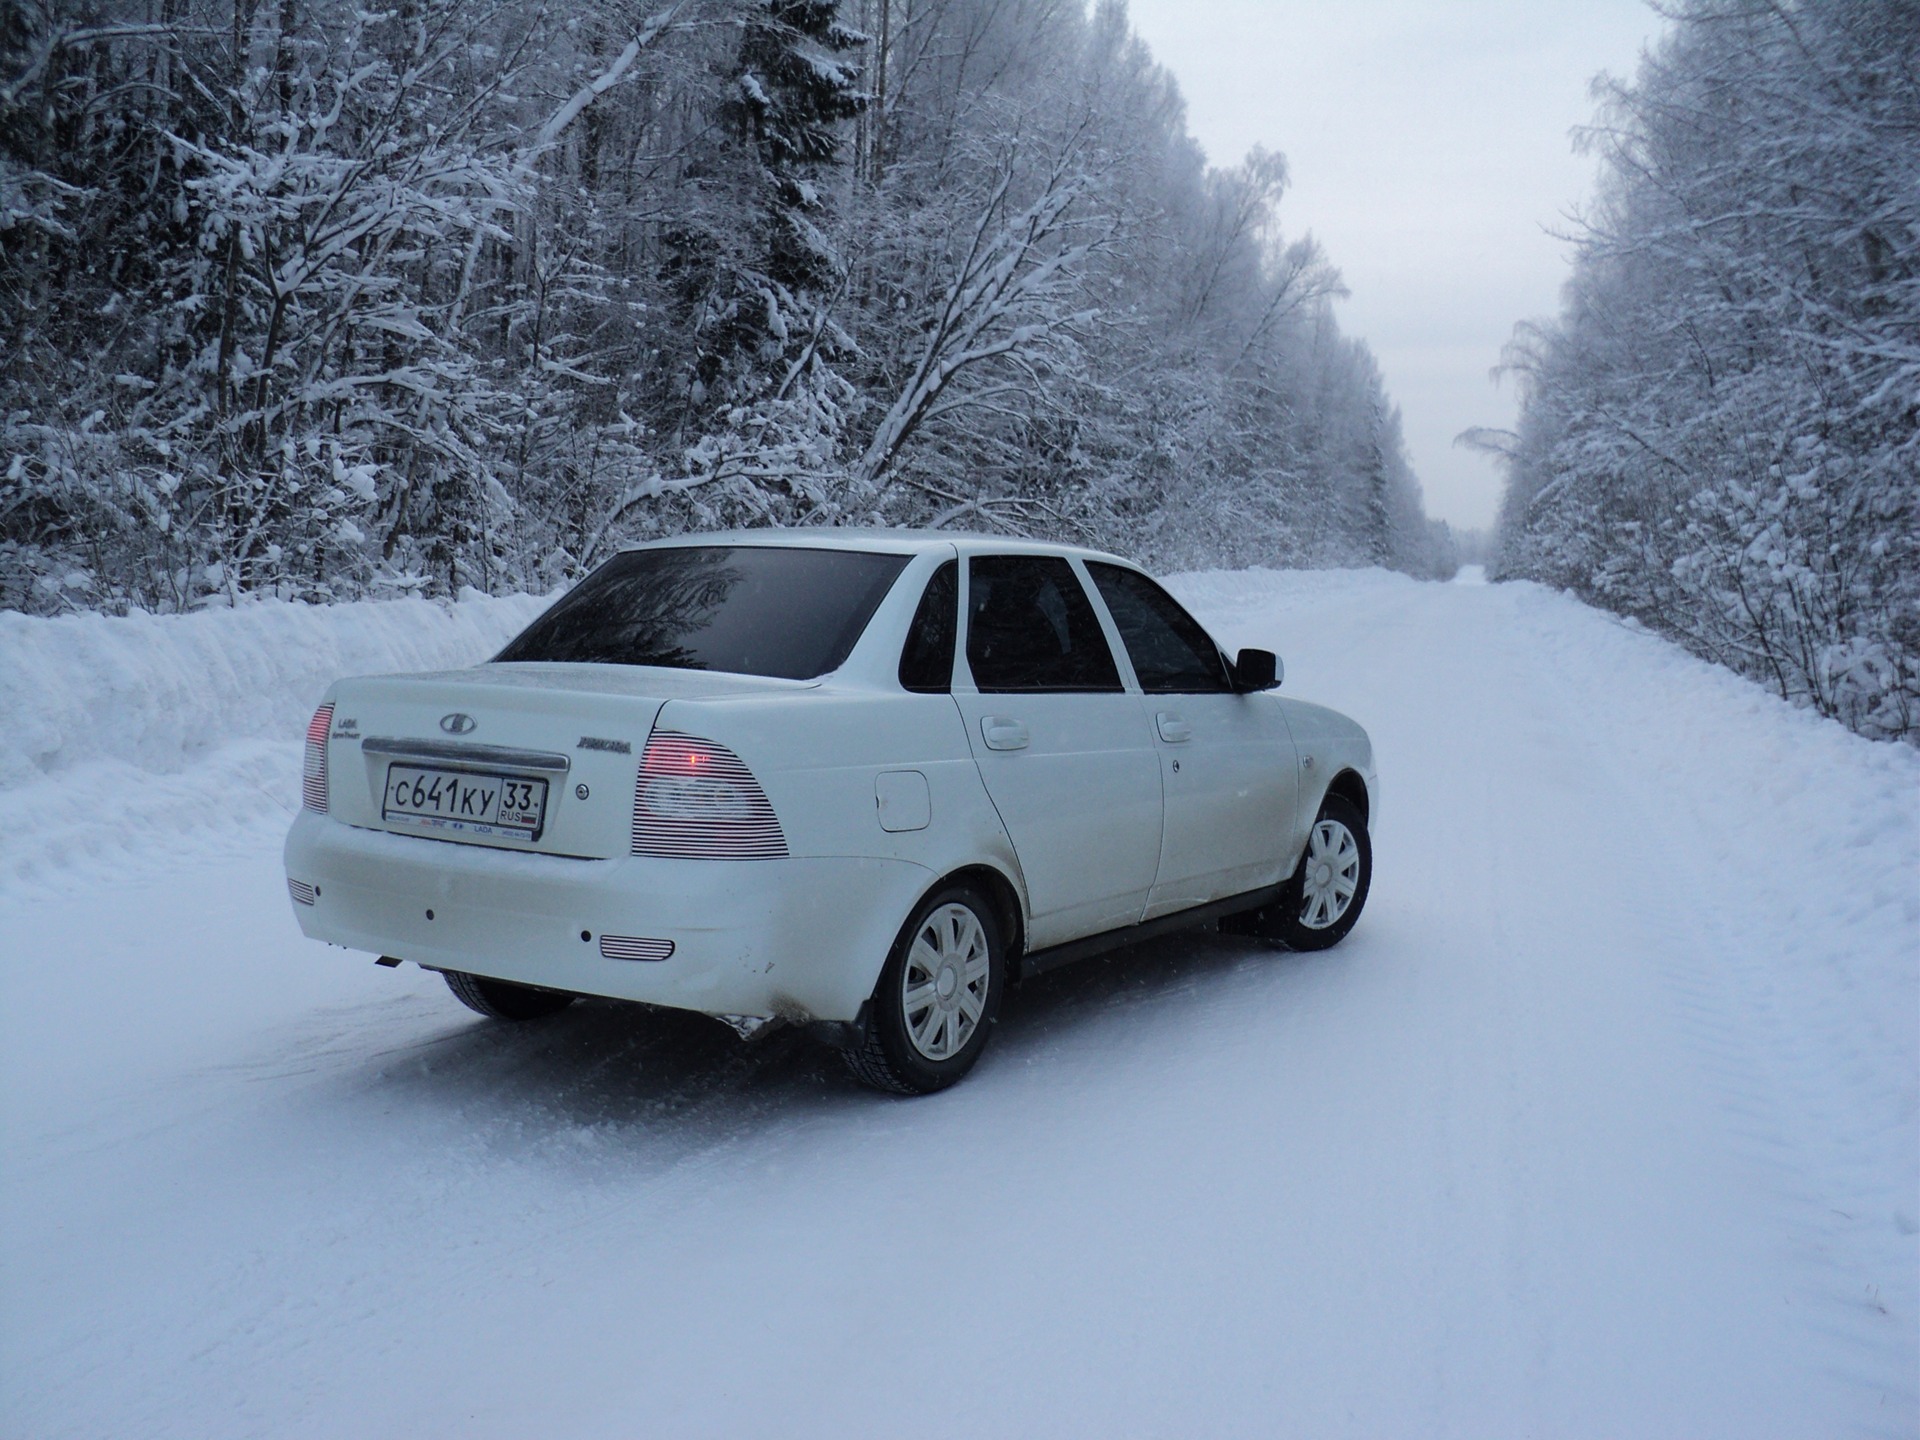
[318,927,1317,1154]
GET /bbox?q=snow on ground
[2,570,1915,1438]
[0,590,549,897]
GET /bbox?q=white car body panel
[318,665,812,858]
[284,529,1377,1030]
[954,688,1165,950]
[1274,696,1380,852]
[1141,689,1301,918]
[284,813,930,1022]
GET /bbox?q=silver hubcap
[1299,818,1361,929]
[902,902,992,1061]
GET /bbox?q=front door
[1085,562,1298,917]
[954,554,1165,949]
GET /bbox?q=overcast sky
[1121,0,1665,532]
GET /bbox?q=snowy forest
[1490,0,1919,744]
[0,0,1454,616]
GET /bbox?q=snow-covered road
[4,570,1915,1438]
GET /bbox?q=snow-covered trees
[3,0,1448,615]
[1493,0,1919,742]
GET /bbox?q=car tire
[844,884,1006,1095]
[1259,793,1372,951]
[443,970,577,1021]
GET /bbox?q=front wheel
[844,884,1006,1095]
[1259,794,1372,951]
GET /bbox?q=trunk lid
[322,663,812,858]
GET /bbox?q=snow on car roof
[617,526,1133,567]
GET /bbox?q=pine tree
[731,1,865,300]
[684,0,864,411]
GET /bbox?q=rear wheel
[443,970,577,1021]
[844,884,1005,1095]
[1251,794,1372,951]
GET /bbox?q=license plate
[382,765,548,840]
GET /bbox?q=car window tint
[965,555,1122,694]
[495,546,909,680]
[1087,562,1233,693]
[899,560,958,693]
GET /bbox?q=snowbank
[0,591,553,790]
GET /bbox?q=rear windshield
[495,546,911,680]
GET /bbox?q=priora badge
[440,712,477,735]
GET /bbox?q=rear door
[952,554,1164,949]
[1086,562,1298,917]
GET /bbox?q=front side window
[965,555,1122,693]
[496,546,910,680]
[899,560,958,693]
[1087,562,1233,693]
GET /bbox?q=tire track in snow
[1482,585,1919,1431]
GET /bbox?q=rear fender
[653,690,1032,994]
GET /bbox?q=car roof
[616,526,1134,568]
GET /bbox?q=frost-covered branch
[855,147,1113,487]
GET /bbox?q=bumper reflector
[599,934,674,963]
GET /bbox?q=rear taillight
[632,732,786,860]
[303,702,334,812]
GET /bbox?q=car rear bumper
[283,811,931,1024]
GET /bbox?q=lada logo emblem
[440,712,477,735]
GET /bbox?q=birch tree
[1494,0,1919,741]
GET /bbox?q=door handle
[981,716,1030,751]
[1156,712,1192,743]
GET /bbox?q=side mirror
[1233,647,1281,692]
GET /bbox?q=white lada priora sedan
[284,531,1377,1093]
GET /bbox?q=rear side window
[899,560,958,693]
[496,546,910,680]
[1087,562,1233,693]
[965,555,1122,694]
